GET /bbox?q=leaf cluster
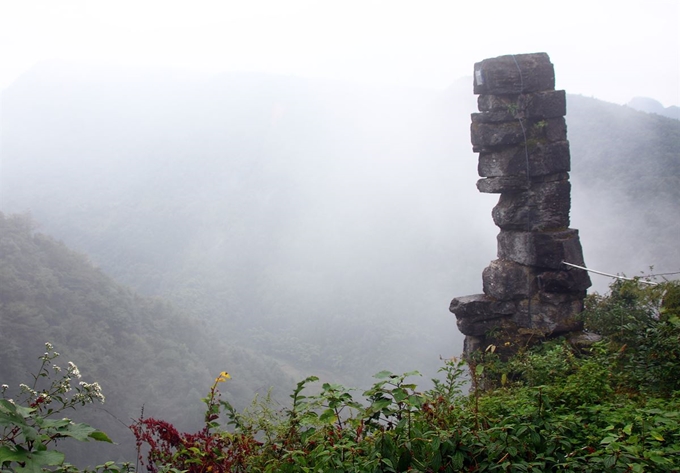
[0,344,119,473]
[583,279,680,395]
[131,280,680,472]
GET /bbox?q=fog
[2,57,679,393]
[1,5,678,467]
[0,63,480,385]
[2,1,679,107]
[2,52,680,470]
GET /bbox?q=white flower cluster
[8,344,107,412]
[66,362,82,379]
[75,381,105,404]
[44,361,84,395]
[19,383,38,398]
[41,342,59,361]
[17,384,52,404]
[56,376,73,394]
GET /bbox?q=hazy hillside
[1,62,480,386]
[0,212,294,465]
[568,95,680,285]
[626,96,680,120]
[1,62,678,421]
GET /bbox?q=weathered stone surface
[492,179,571,231]
[471,121,524,149]
[535,117,567,144]
[537,267,592,293]
[477,176,529,193]
[471,117,566,151]
[514,297,584,334]
[538,290,588,305]
[478,141,570,178]
[455,53,589,356]
[449,294,514,337]
[476,90,566,119]
[530,172,570,184]
[497,229,586,269]
[463,335,486,353]
[482,260,536,300]
[457,317,505,338]
[473,53,554,95]
[477,171,569,194]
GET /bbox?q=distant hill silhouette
[627,96,679,120]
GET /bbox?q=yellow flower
[215,371,231,383]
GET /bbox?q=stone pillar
[450,53,591,355]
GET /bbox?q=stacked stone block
[450,53,591,354]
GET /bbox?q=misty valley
[1,62,679,469]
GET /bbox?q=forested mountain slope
[568,95,680,282]
[0,213,293,465]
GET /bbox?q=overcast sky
[1,0,678,106]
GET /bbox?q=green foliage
[0,212,294,465]
[473,279,680,399]
[7,275,680,472]
[0,343,125,473]
[131,358,680,472]
[583,279,680,395]
[3,210,679,471]
[135,366,447,473]
[128,279,680,472]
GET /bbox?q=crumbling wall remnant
[451,53,591,354]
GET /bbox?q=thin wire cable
[510,54,525,92]
[647,271,680,277]
[562,261,659,285]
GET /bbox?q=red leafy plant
[130,372,259,473]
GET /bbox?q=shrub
[0,343,126,473]
[583,279,680,395]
